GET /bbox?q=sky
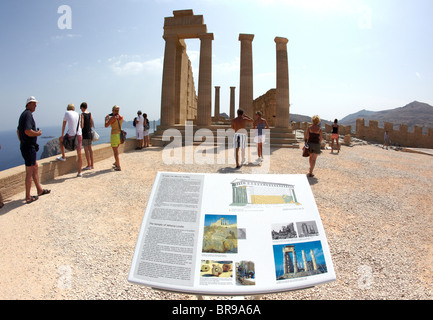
[1,0,432,132]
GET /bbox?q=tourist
[17,96,51,204]
[57,104,83,177]
[143,113,150,148]
[231,109,254,169]
[0,144,3,208]
[305,115,323,177]
[383,130,389,150]
[331,119,340,154]
[105,105,123,171]
[80,102,94,170]
[253,111,269,162]
[135,111,144,150]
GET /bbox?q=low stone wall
[0,138,136,202]
[356,118,433,148]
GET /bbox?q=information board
[128,172,336,295]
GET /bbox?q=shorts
[233,133,247,149]
[20,144,37,167]
[82,138,92,147]
[308,142,321,155]
[111,134,121,148]
[76,135,83,151]
[254,135,266,144]
[144,129,149,137]
[331,134,339,140]
[63,134,82,151]
[136,129,144,140]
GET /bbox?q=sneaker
[77,173,82,177]
[57,156,66,162]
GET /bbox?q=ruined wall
[356,118,433,148]
[252,89,277,127]
[324,123,352,135]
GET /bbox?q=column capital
[198,32,214,40]
[163,34,179,41]
[215,86,220,89]
[274,36,289,44]
[239,34,254,42]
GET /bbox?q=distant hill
[340,101,433,132]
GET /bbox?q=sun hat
[26,96,38,105]
[112,105,120,111]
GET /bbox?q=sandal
[114,166,122,171]
[38,189,51,196]
[26,195,39,204]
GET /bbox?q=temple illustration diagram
[230,179,300,206]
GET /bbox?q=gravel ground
[0,143,432,300]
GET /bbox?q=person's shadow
[0,198,29,216]
[307,175,319,185]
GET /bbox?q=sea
[0,122,154,172]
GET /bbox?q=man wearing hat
[17,97,51,204]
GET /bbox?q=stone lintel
[173,9,194,17]
[239,34,255,42]
[164,24,208,39]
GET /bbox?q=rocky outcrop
[41,138,61,159]
[202,225,238,254]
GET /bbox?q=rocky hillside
[340,101,433,132]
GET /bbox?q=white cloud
[51,34,82,41]
[109,55,163,76]
[416,72,422,79]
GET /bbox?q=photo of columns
[273,241,328,280]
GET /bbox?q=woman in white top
[57,103,83,177]
[135,111,144,149]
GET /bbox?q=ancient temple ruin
[153,9,298,148]
[230,178,299,206]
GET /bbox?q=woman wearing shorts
[105,105,123,171]
[331,119,340,154]
[80,102,94,170]
[305,115,323,177]
[253,111,269,162]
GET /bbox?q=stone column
[302,250,309,272]
[310,249,318,271]
[160,34,178,127]
[197,33,214,127]
[214,86,220,119]
[230,86,236,119]
[275,37,290,128]
[292,249,298,273]
[239,34,254,117]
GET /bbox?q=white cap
[26,96,38,105]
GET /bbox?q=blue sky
[1,0,432,131]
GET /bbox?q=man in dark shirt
[17,97,50,204]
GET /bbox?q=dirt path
[0,144,431,299]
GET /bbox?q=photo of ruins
[202,215,238,254]
[273,241,328,280]
[200,260,233,278]
[271,222,298,240]
[296,221,319,238]
[236,261,256,286]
